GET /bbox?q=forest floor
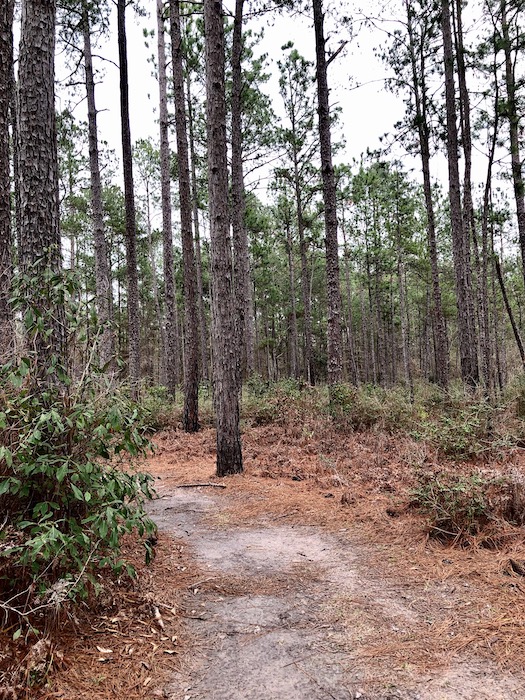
[37,420,525,699]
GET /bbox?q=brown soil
[8,423,525,698]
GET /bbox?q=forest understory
[4,386,525,699]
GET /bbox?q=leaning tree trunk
[312,0,343,386]
[441,0,478,387]
[204,0,243,476]
[231,0,256,384]
[83,2,114,370]
[117,0,140,398]
[0,0,14,363]
[170,0,199,431]
[18,0,66,382]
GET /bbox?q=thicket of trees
[2,0,525,475]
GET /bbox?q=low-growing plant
[329,383,415,433]
[412,471,491,540]
[140,384,177,431]
[0,268,157,629]
[412,468,525,544]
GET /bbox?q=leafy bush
[329,383,415,433]
[412,469,525,544]
[242,378,309,426]
[412,471,491,540]
[140,384,177,431]
[0,268,157,627]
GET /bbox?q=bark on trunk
[204,0,243,475]
[117,0,140,398]
[500,0,525,291]
[18,0,66,380]
[0,0,14,363]
[405,0,448,387]
[83,2,114,370]
[312,0,343,386]
[231,0,256,384]
[285,212,299,379]
[186,73,210,382]
[170,0,199,431]
[157,0,178,396]
[441,0,478,386]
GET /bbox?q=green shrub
[329,383,415,432]
[412,468,525,543]
[140,384,177,431]
[0,268,157,626]
[412,471,490,539]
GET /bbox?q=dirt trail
[147,479,525,700]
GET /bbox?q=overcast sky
[61,0,407,192]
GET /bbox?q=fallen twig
[176,482,226,489]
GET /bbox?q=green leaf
[13,628,22,641]
[0,446,13,467]
[56,463,68,482]
[71,484,84,501]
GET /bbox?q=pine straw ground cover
[3,390,525,697]
[149,422,525,678]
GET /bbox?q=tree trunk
[157,0,178,395]
[285,211,299,379]
[204,0,243,476]
[495,256,525,367]
[341,223,358,385]
[0,0,13,363]
[395,173,414,399]
[441,0,478,386]
[293,156,314,384]
[454,0,491,389]
[83,2,114,370]
[478,49,501,395]
[405,0,448,388]
[231,0,256,384]
[500,0,525,292]
[18,0,66,381]
[312,0,343,386]
[117,0,140,398]
[170,0,199,431]
[144,180,167,385]
[186,73,210,382]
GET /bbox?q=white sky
[62,0,407,190]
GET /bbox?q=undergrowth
[0,268,157,648]
[242,377,525,460]
[411,468,525,545]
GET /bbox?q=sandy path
[147,485,525,700]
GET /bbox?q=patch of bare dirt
[146,426,525,699]
[12,423,525,698]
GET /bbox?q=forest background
[4,0,525,681]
